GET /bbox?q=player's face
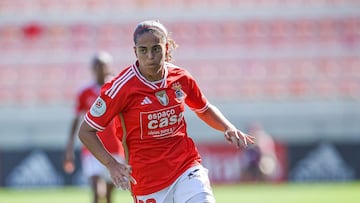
[134,32,167,72]
[94,62,111,85]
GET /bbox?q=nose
[146,51,154,59]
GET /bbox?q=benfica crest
[155,90,169,106]
[172,82,186,102]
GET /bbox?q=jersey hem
[131,161,201,196]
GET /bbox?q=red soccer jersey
[84,62,209,195]
[75,83,124,156]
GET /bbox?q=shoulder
[166,62,193,78]
[102,65,136,98]
[105,65,136,87]
[112,65,136,81]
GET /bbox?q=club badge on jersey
[155,90,169,106]
[172,82,186,103]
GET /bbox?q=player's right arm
[78,121,115,166]
[63,89,85,174]
[78,120,136,190]
[63,115,80,173]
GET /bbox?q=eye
[153,46,162,53]
[138,48,147,54]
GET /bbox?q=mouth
[146,63,159,68]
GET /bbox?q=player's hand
[224,128,255,148]
[63,151,75,174]
[63,160,75,174]
[107,161,137,190]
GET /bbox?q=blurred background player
[63,51,125,203]
[241,122,280,182]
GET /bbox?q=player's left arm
[196,104,255,148]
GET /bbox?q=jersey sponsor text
[140,104,184,139]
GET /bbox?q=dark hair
[133,20,178,62]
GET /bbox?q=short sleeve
[184,71,209,113]
[84,82,125,131]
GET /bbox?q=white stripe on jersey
[84,114,105,131]
[132,65,158,90]
[132,63,168,89]
[105,62,171,99]
[105,68,135,99]
[160,64,168,88]
[190,101,210,113]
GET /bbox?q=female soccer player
[78,20,255,203]
[63,52,125,203]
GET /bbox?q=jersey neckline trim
[132,62,168,90]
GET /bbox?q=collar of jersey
[132,62,168,90]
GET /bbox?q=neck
[139,66,164,82]
[96,79,104,86]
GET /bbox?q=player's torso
[101,64,205,194]
[119,67,201,194]
[122,76,188,142]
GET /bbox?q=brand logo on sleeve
[90,97,106,117]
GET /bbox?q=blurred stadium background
[0,0,360,194]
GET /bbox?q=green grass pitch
[0,182,359,203]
